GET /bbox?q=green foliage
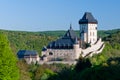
[40,30,66,37]
[0,29,120,80]
[34,65,56,80]
[0,29,119,56]
[1,31,57,55]
[0,32,19,80]
[104,31,120,50]
[90,30,120,66]
[48,68,76,80]
[79,64,120,80]
[17,60,31,80]
[47,30,120,80]
[48,58,120,80]
[98,29,120,38]
[107,57,120,66]
[75,56,92,72]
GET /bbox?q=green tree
[0,33,19,80]
[34,65,56,80]
[79,65,120,80]
[74,56,92,73]
[17,60,31,80]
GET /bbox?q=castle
[41,12,105,62]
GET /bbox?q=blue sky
[0,0,120,31]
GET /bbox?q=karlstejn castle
[17,12,105,64]
[41,12,105,62]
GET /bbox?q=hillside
[0,29,120,55]
[41,29,120,38]
[0,29,120,80]
[0,30,57,55]
[90,30,120,65]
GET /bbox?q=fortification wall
[82,38,104,57]
[38,61,77,65]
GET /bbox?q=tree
[79,65,120,80]
[17,60,31,80]
[34,65,55,80]
[74,56,92,73]
[0,33,19,80]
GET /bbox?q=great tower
[79,12,98,44]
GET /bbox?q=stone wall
[42,49,76,61]
[41,38,104,62]
[38,61,77,65]
[82,38,104,57]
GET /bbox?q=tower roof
[79,12,98,24]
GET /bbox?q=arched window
[49,52,53,55]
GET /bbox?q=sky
[0,0,120,31]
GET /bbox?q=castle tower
[79,12,98,44]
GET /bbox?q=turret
[73,37,81,59]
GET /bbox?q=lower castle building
[41,12,105,62]
[17,50,39,64]
[42,26,82,61]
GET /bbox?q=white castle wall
[82,38,104,57]
[88,24,97,44]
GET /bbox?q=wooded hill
[0,29,120,55]
[0,29,120,80]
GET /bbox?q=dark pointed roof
[79,12,98,24]
[46,26,78,49]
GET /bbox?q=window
[90,32,92,36]
[96,27,97,30]
[49,52,53,55]
[93,32,94,36]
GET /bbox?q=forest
[0,29,120,80]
